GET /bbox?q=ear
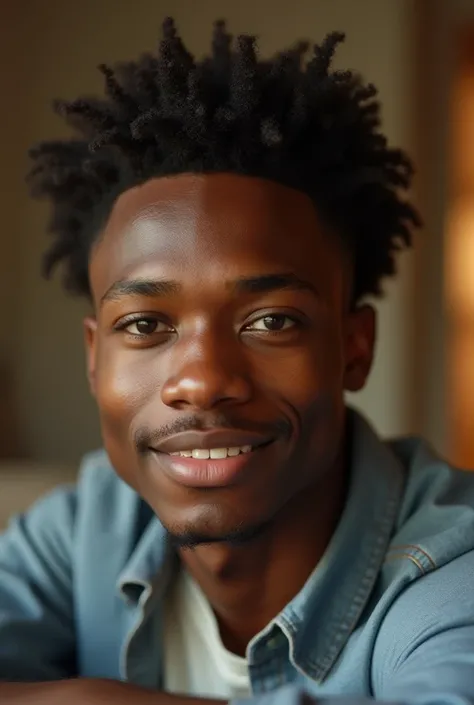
[343,305,376,393]
[83,317,98,398]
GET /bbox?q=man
[1,16,473,705]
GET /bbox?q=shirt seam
[386,544,436,570]
[384,552,426,575]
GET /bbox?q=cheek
[253,325,345,408]
[94,342,161,429]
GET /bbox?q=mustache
[134,414,291,454]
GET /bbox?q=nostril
[161,366,252,411]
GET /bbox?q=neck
[178,454,348,656]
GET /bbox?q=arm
[0,681,304,705]
[0,680,224,704]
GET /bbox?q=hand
[0,679,225,705]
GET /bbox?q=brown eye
[134,320,157,335]
[246,314,296,332]
[122,318,173,336]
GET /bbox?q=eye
[116,316,174,337]
[245,314,297,332]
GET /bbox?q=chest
[75,586,376,698]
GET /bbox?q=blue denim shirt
[1,411,474,705]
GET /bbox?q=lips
[150,437,277,489]
[151,429,273,455]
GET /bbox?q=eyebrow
[229,272,320,297]
[101,279,182,306]
[101,271,319,307]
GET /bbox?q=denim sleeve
[371,549,474,705]
[0,486,77,681]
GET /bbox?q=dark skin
[2,173,375,703]
[84,172,375,655]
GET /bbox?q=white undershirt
[163,567,252,699]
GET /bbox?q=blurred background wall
[0,0,473,492]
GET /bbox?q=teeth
[210,448,228,459]
[192,449,209,459]
[170,445,253,459]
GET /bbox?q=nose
[161,334,253,411]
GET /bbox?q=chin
[167,522,269,550]
[159,502,271,550]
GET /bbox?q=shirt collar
[117,508,173,605]
[273,408,405,682]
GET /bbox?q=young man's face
[86,173,374,545]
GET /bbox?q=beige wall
[2,0,418,467]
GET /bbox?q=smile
[153,441,274,489]
[169,445,252,459]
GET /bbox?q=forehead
[90,173,342,299]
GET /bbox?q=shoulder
[371,548,474,694]
[364,436,474,653]
[75,449,140,514]
[1,449,146,562]
[387,436,474,571]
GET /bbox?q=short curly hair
[27,17,420,302]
